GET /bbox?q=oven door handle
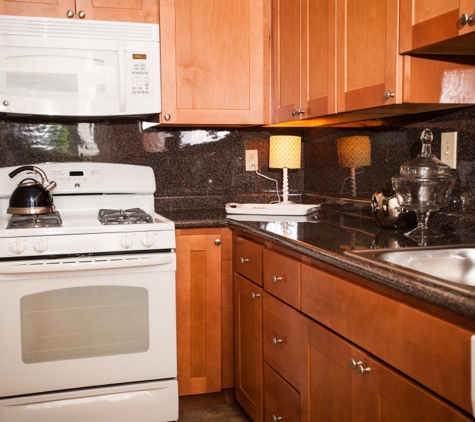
[0,253,175,274]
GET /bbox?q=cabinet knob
[251,292,261,299]
[214,238,221,246]
[2,100,9,107]
[356,363,371,377]
[272,416,283,421]
[383,90,395,100]
[66,9,75,18]
[349,358,362,370]
[272,337,283,345]
[460,11,475,25]
[292,108,305,116]
[272,275,283,283]
[240,257,250,264]
[78,10,86,18]
[164,113,171,121]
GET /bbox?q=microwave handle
[118,41,127,113]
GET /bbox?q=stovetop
[0,163,176,258]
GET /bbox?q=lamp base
[226,202,320,216]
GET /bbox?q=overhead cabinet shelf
[270,0,475,128]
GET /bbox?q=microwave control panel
[131,54,150,95]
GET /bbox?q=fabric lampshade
[269,136,301,169]
[337,136,371,168]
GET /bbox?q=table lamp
[269,135,301,204]
[337,136,371,197]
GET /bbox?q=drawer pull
[273,416,283,421]
[460,11,475,25]
[272,275,283,283]
[240,257,250,264]
[356,363,371,377]
[251,292,261,299]
[272,337,283,345]
[349,358,362,370]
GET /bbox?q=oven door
[0,252,176,398]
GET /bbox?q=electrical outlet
[246,150,258,171]
[441,132,457,169]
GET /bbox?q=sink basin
[348,246,475,287]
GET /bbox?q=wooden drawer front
[263,249,301,309]
[263,292,304,391]
[233,236,263,286]
[301,264,475,414]
[264,363,300,422]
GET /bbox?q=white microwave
[0,16,161,118]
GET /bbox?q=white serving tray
[225,203,320,216]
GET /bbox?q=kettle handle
[9,166,57,192]
[8,165,35,179]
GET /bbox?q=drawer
[263,292,304,391]
[233,236,263,286]
[263,249,300,309]
[301,263,475,415]
[264,363,300,422]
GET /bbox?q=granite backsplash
[1,106,475,217]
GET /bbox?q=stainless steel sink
[348,246,475,287]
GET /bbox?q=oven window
[20,286,150,363]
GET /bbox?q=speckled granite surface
[160,202,475,321]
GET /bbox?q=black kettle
[7,166,57,215]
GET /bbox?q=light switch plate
[441,132,457,169]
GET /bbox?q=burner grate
[7,212,63,229]
[98,208,153,225]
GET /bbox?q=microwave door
[0,37,124,117]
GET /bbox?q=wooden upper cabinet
[159,0,271,125]
[0,0,158,22]
[337,0,400,113]
[271,0,336,123]
[400,0,475,54]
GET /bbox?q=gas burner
[7,212,63,229]
[98,208,153,225]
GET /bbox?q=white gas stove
[0,163,178,422]
[0,162,175,257]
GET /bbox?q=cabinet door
[76,0,158,23]
[0,0,75,19]
[159,0,270,125]
[176,231,222,395]
[234,274,263,422]
[0,0,157,22]
[337,0,400,112]
[302,319,472,422]
[400,0,475,53]
[264,363,300,422]
[233,236,264,286]
[271,0,301,122]
[263,292,305,391]
[301,0,337,119]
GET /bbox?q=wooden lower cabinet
[302,318,473,422]
[264,363,300,422]
[175,228,232,396]
[234,273,263,422]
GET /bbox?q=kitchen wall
[1,105,475,212]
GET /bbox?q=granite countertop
[159,204,475,321]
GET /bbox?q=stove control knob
[9,238,26,255]
[120,234,134,249]
[140,233,156,248]
[33,238,49,253]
